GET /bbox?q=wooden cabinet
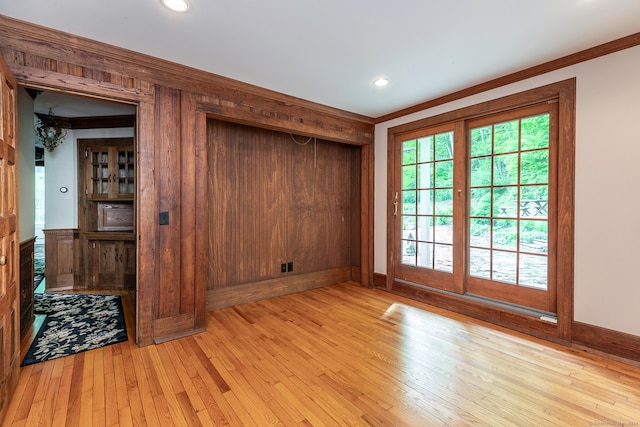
[43,229,80,292]
[19,237,36,338]
[78,138,136,289]
[83,139,134,200]
[84,233,135,289]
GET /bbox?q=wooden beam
[0,15,374,146]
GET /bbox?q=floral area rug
[22,293,128,366]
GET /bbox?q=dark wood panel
[207,119,285,288]
[289,139,353,271]
[152,89,206,343]
[208,120,360,293]
[135,99,157,346]
[19,238,35,338]
[43,229,79,291]
[34,112,134,130]
[69,115,135,129]
[84,239,135,289]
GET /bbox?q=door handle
[0,255,6,265]
[393,192,398,216]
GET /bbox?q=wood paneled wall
[19,237,35,338]
[207,120,360,305]
[0,15,374,345]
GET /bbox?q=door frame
[17,82,151,344]
[386,79,575,341]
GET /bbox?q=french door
[392,101,558,313]
[393,122,464,294]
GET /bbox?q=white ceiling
[32,91,136,118]
[2,0,640,118]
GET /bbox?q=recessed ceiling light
[161,0,190,12]
[373,78,389,87]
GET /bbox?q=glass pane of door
[401,131,454,272]
[468,113,550,290]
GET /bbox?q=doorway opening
[19,86,138,333]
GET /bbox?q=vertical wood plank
[151,87,205,342]
[136,96,157,347]
[179,92,196,315]
[156,85,181,318]
[193,109,208,329]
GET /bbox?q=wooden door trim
[361,143,374,288]
[136,97,156,346]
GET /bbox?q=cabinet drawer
[97,203,133,231]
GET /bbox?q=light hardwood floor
[5,282,640,426]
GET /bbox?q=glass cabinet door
[90,148,110,197]
[87,145,134,199]
[116,148,135,197]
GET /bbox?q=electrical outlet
[287,262,293,272]
[281,263,287,273]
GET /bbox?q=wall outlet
[281,263,287,273]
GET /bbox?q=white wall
[44,129,78,229]
[44,127,134,229]
[17,88,35,242]
[374,45,640,336]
